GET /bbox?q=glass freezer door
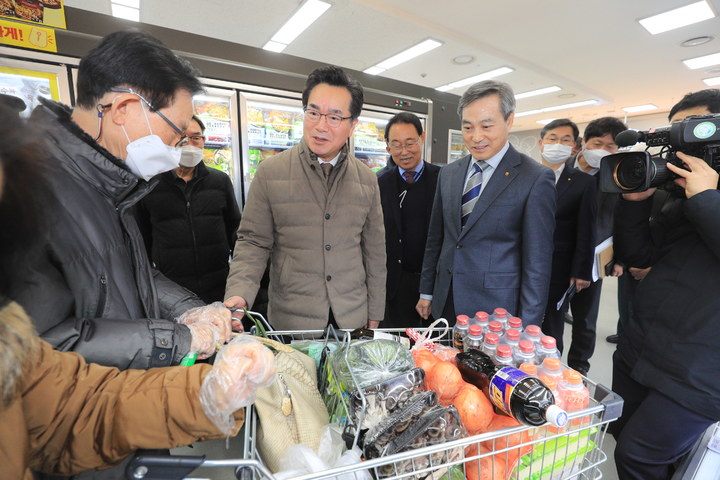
[0,56,71,116]
[353,110,428,173]
[239,92,303,200]
[192,87,242,202]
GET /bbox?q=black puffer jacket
[11,99,204,370]
[135,164,241,304]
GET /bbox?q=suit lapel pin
[504,171,510,176]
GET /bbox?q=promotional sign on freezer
[0,58,69,116]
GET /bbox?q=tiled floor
[173,277,624,479]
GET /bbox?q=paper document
[592,236,614,282]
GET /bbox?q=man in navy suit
[537,119,596,352]
[378,113,440,328]
[417,80,556,327]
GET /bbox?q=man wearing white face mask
[560,116,626,374]
[11,30,235,384]
[538,119,596,353]
[136,116,241,304]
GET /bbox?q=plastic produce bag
[199,335,275,435]
[276,425,371,480]
[331,339,414,392]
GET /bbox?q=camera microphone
[616,129,642,147]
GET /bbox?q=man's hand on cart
[223,296,248,332]
[416,298,432,320]
[177,302,234,356]
[367,320,380,329]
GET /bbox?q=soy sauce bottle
[455,350,567,427]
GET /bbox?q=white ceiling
[64,0,720,131]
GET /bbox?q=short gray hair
[458,80,516,120]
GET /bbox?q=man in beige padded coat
[224,66,386,330]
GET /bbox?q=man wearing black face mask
[135,116,241,304]
[9,30,236,381]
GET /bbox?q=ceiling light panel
[111,4,139,21]
[262,41,287,53]
[515,86,561,100]
[684,51,720,69]
[536,119,556,125]
[639,1,715,35]
[515,99,598,117]
[703,76,720,86]
[112,0,139,7]
[622,104,658,113]
[270,0,331,46]
[435,66,514,92]
[376,39,443,70]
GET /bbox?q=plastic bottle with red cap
[491,307,510,331]
[473,311,490,333]
[513,339,537,367]
[463,324,484,352]
[453,315,470,350]
[536,335,561,362]
[488,320,504,337]
[501,328,521,352]
[521,324,543,347]
[508,316,524,333]
[494,344,515,366]
[481,332,500,358]
[519,362,538,376]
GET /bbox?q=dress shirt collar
[466,141,509,177]
[553,163,566,184]
[398,161,424,182]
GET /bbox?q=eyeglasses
[387,138,422,152]
[110,87,185,137]
[303,108,353,128]
[177,135,205,146]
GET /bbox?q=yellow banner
[0,18,56,52]
[0,0,67,30]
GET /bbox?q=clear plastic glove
[200,336,276,435]
[188,322,222,360]
[177,302,233,344]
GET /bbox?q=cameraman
[612,89,720,479]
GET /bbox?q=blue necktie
[461,161,487,227]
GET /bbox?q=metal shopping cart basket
[126,320,623,480]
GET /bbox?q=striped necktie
[461,160,487,227]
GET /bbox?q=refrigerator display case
[0,55,71,116]
[353,112,390,173]
[448,129,469,163]
[239,92,303,199]
[192,88,240,184]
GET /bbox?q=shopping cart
[126,322,623,480]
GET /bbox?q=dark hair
[384,112,423,141]
[583,116,627,141]
[301,66,364,119]
[76,30,203,110]
[668,89,720,121]
[540,118,579,140]
[191,115,206,133]
[458,80,515,120]
[0,104,57,296]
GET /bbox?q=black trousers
[616,272,640,336]
[567,279,602,373]
[611,352,715,480]
[385,271,428,329]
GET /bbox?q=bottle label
[489,366,530,416]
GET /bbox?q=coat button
[399,239,402,243]
[161,338,168,346]
[325,213,331,220]
[159,353,167,361]
[325,244,331,251]
[398,259,402,264]
[456,244,462,249]
[326,275,332,281]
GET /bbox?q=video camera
[599,114,720,194]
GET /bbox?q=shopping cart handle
[125,453,205,480]
[594,383,624,422]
